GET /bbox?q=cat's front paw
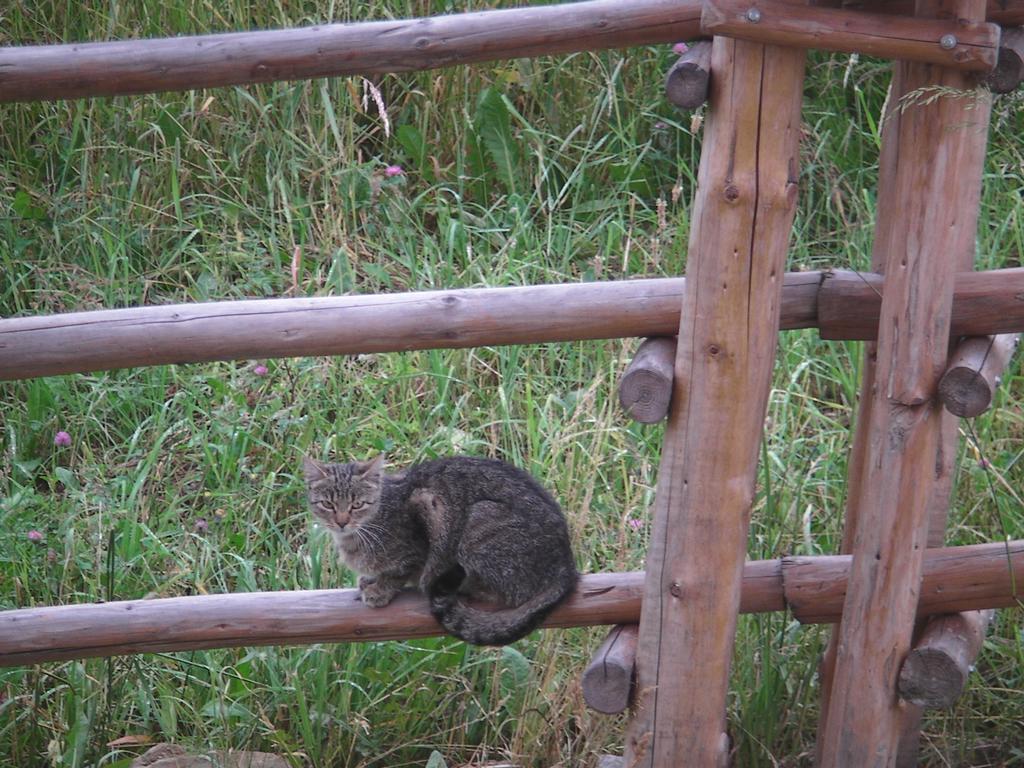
[359,579,399,607]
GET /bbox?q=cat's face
[303,455,384,537]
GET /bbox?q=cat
[303,453,578,646]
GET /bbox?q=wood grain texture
[4,0,1018,105]
[701,0,1000,70]
[0,542,1018,667]
[814,64,903,759]
[0,0,702,103]
[819,1,993,761]
[938,333,1020,416]
[3,268,1023,381]
[665,40,713,110]
[618,337,677,423]
[0,274,817,382]
[898,39,991,757]
[817,268,1024,341]
[781,540,1022,624]
[582,624,639,714]
[845,0,1024,26]
[897,610,994,707]
[625,35,806,768]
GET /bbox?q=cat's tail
[429,566,578,646]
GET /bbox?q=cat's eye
[351,501,368,512]
[316,501,336,516]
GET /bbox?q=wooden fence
[2,1,1023,766]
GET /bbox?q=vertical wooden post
[624,35,806,767]
[817,1,992,763]
[814,60,904,765]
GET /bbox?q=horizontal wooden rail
[3,268,1024,381]
[702,0,1000,71]
[816,268,1024,340]
[0,0,702,103]
[1,272,819,381]
[0,540,1018,667]
[4,0,1023,103]
[846,0,1024,27]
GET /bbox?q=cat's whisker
[355,525,380,554]
[366,526,388,550]
[358,521,387,545]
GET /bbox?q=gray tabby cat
[303,454,578,646]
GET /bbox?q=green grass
[2,2,1023,766]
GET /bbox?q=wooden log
[0,541,1019,667]
[625,33,806,768]
[701,0,1000,71]
[3,268,1024,382]
[819,0,994,760]
[618,337,677,423]
[895,31,991,756]
[0,273,819,382]
[985,27,1024,92]
[581,624,639,714]
[0,0,703,103]
[815,268,1024,341]
[664,40,713,110]
[897,610,995,708]
[26,0,1019,105]
[938,333,1021,417]
[844,0,1024,27]
[814,60,903,760]
[780,540,1022,624]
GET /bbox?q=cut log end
[665,40,713,109]
[619,370,673,422]
[898,647,970,708]
[897,610,994,709]
[581,624,638,714]
[618,337,676,423]
[938,367,993,417]
[938,333,1020,417]
[985,27,1024,93]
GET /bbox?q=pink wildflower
[194,518,209,534]
[54,431,71,447]
[978,458,991,470]
[384,165,404,177]
[628,517,644,531]
[253,364,269,376]
[27,530,44,543]
[672,42,689,55]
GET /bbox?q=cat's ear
[358,453,386,476]
[303,455,329,481]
